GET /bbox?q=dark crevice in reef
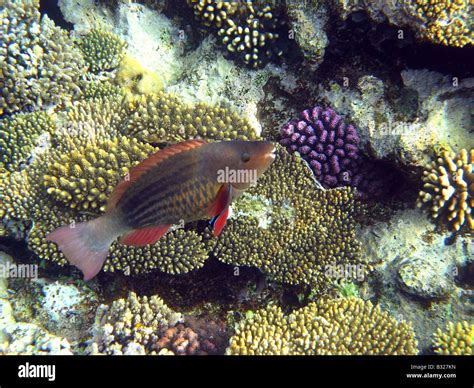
[39,0,74,31]
[317,10,474,87]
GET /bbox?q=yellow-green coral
[403,0,473,47]
[106,228,210,275]
[115,56,164,95]
[77,29,127,73]
[124,92,258,143]
[0,111,55,172]
[417,149,473,232]
[432,321,474,355]
[227,297,419,355]
[0,0,86,115]
[214,146,365,292]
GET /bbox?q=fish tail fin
[46,215,120,281]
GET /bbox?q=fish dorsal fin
[107,139,207,210]
[119,224,172,246]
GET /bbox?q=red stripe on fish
[119,224,172,246]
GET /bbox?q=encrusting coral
[0,0,85,115]
[87,292,183,355]
[417,149,473,232]
[432,321,473,355]
[227,297,419,355]
[76,29,127,73]
[213,146,365,292]
[0,111,55,172]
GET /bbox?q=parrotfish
[46,140,276,280]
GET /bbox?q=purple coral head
[279,105,361,189]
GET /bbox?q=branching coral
[432,321,474,355]
[0,111,55,172]
[0,0,85,115]
[188,0,289,68]
[227,298,419,355]
[124,92,258,143]
[87,292,182,355]
[41,136,156,212]
[280,106,362,189]
[187,0,240,29]
[77,29,127,73]
[417,149,473,232]
[213,146,365,292]
[105,228,210,275]
[402,0,473,48]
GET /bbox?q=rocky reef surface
[0,0,472,355]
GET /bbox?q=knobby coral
[417,149,473,232]
[227,297,419,355]
[188,0,289,68]
[432,321,474,355]
[0,0,85,115]
[77,29,127,73]
[0,111,55,172]
[402,0,473,48]
[213,146,365,292]
[87,292,182,355]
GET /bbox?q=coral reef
[285,0,329,66]
[188,0,289,68]
[280,106,362,189]
[402,0,473,48]
[213,146,366,292]
[187,0,239,29]
[77,29,127,73]
[0,0,85,115]
[41,136,156,212]
[331,0,473,47]
[432,321,473,355]
[227,297,419,355]
[125,92,258,143]
[317,71,474,175]
[0,111,55,172]
[396,256,451,299]
[87,292,182,354]
[417,149,473,232]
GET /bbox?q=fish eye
[241,152,251,163]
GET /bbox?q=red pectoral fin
[207,184,231,218]
[119,224,171,246]
[213,206,229,237]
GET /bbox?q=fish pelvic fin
[119,224,171,246]
[207,183,232,237]
[213,206,229,237]
[46,215,119,281]
[107,139,207,210]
